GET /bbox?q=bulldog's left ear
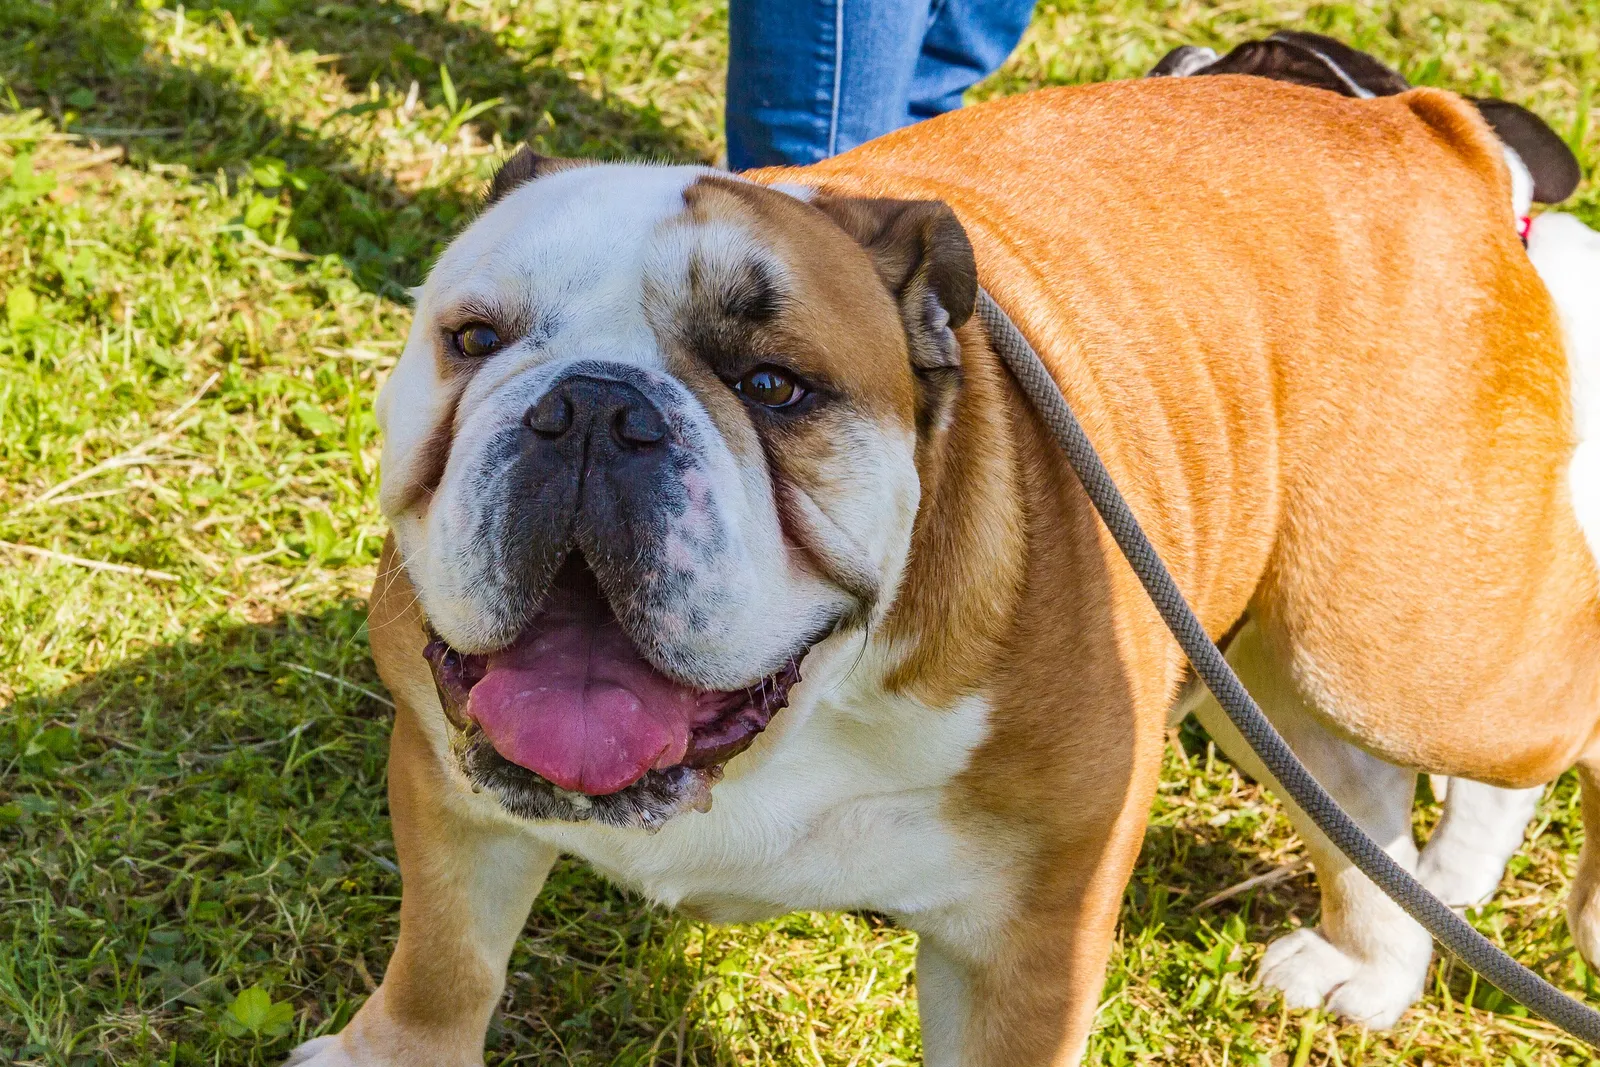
[809,196,978,380]
[484,145,588,206]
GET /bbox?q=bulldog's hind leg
[1191,623,1432,1028]
[1417,778,1542,908]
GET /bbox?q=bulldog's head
[376,152,976,830]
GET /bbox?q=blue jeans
[727,0,1038,169]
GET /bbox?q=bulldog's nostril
[613,404,666,448]
[531,374,666,451]
[526,392,574,438]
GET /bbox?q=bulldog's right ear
[807,195,978,382]
[484,146,587,206]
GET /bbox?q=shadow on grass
[0,0,705,296]
[0,607,1314,1065]
[1,601,728,1066]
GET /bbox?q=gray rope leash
[976,289,1600,1045]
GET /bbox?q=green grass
[1,0,1598,1063]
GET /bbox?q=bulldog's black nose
[525,375,666,450]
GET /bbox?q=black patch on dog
[1153,33,1406,97]
[675,253,795,388]
[728,259,783,322]
[1265,31,1411,96]
[462,731,714,831]
[1148,45,1219,78]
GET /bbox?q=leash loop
[976,288,1600,1046]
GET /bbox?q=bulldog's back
[763,75,1595,779]
[777,77,1547,436]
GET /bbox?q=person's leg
[727,0,931,169]
[907,0,1037,121]
[726,0,1036,169]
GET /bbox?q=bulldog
[290,70,1600,1066]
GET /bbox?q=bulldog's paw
[281,1024,481,1067]
[284,1036,359,1067]
[1258,928,1355,1009]
[1257,928,1424,1028]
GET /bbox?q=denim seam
[827,0,844,156]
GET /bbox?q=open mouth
[421,555,804,829]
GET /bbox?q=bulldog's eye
[453,323,502,358]
[734,365,806,409]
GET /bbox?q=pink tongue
[466,589,706,796]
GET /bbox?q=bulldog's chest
[530,690,1016,940]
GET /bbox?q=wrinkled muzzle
[500,366,684,598]
[418,361,814,825]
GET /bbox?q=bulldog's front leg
[287,704,556,1066]
[916,818,1150,1067]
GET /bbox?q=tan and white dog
[290,72,1600,1067]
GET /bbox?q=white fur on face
[370,161,1003,949]
[376,163,921,690]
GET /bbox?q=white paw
[1257,928,1424,1028]
[284,1036,356,1066]
[1258,928,1356,1008]
[1323,961,1425,1029]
